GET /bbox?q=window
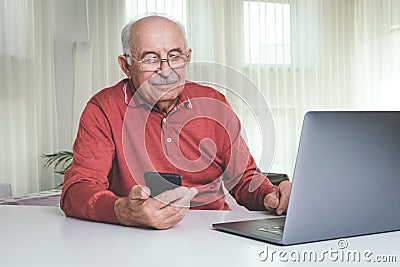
[243,1,291,65]
[125,0,187,28]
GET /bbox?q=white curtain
[70,0,126,139]
[87,0,399,177]
[0,0,59,195]
[187,0,400,176]
[85,0,126,94]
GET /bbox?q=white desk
[0,206,398,267]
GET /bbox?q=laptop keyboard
[256,225,284,236]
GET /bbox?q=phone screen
[144,172,182,197]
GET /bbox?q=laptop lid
[213,111,400,245]
[281,111,400,244]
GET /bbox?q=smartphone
[144,172,182,197]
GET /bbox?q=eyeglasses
[125,52,189,72]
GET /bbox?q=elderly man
[61,15,291,229]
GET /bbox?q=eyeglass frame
[124,50,190,71]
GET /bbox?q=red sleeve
[220,97,277,210]
[60,101,119,224]
[223,135,277,211]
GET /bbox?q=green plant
[42,151,73,175]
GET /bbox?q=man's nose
[157,59,173,76]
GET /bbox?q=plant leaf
[41,151,73,174]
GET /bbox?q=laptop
[212,111,400,245]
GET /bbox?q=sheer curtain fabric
[0,0,58,195]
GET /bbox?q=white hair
[121,13,188,57]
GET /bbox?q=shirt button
[167,137,172,143]
[162,118,167,123]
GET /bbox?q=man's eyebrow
[139,48,184,58]
[139,51,159,58]
[168,48,184,54]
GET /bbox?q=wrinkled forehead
[130,17,186,55]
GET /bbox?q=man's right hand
[114,185,198,229]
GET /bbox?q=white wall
[53,0,88,150]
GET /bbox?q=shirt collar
[124,79,193,111]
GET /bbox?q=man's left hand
[263,180,291,215]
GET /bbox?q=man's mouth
[150,79,177,86]
[151,82,176,89]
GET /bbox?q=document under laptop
[212,111,400,245]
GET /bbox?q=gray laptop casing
[213,111,400,245]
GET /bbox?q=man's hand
[114,185,198,229]
[263,180,291,215]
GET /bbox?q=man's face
[127,19,191,105]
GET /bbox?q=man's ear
[186,48,192,63]
[118,55,131,79]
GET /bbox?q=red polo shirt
[61,79,276,224]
